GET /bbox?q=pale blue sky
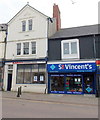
[0,0,99,28]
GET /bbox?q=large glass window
[65,75,82,93]
[50,75,64,91]
[22,21,26,31]
[23,42,29,55]
[16,64,46,84]
[17,43,21,55]
[61,39,79,59]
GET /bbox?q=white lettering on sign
[58,64,92,70]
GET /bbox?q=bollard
[19,86,22,95]
[44,88,47,94]
[17,87,20,97]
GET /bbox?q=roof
[50,24,100,39]
[0,24,7,31]
[8,4,49,24]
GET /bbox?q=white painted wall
[6,5,50,60]
[6,38,47,59]
[7,6,48,41]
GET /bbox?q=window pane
[63,43,69,54]
[17,43,21,55]
[22,21,26,31]
[71,42,77,54]
[31,42,36,54]
[16,65,24,84]
[50,76,64,91]
[23,43,29,54]
[28,19,32,30]
[24,65,31,83]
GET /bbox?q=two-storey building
[0,24,7,90]
[3,4,60,93]
[47,24,100,95]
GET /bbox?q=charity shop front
[47,61,97,95]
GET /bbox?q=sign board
[47,62,96,73]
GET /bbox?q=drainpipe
[45,17,53,94]
[94,34,99,97]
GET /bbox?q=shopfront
[47,61,96,94]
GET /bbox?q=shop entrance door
[7,73,12,91]
[84,74,94,94]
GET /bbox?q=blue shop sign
[47,63,96,73]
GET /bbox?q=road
[2,97,98,118]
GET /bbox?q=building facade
[3,4,60,93]
[47,24,100,95]
[0,24,7,90]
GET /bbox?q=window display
[66,75,82,93]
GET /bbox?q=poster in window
[40,76,44,81]
[34,76,37,81]
[78,78,81,82]
[75,78,77,82]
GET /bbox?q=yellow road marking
[1,97,98,107]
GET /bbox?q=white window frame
[17,43,21,55]
[22,20,26,31]
[31,42,36,54]
[61,39,80,59]
[28,19,33,31]
[23,42,29,55]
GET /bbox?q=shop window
[16,64,46,84]
[50,75,64,91]
[61,39,80,59]
[65,75,82,93]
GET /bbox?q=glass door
[65,75,83,94]
[84,74,94,94]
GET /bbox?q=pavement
[1,91,99,106]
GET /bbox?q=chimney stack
[53,3,61,31]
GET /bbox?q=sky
[0,0,99,28]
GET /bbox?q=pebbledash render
[3,3,61,93]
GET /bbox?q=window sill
[16,54,37,57]
[19,30,35,33]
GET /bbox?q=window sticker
[40,76,44,81]
[34,76,37,81]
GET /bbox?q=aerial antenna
[70,0,76,4]
[27,2,29,5]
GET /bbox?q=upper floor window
[31,42,36,54]
[61,39,79,59]
[28,19,32,31]
[23,42,29,55]
[22,21,26,31]
[17,43,21,55]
